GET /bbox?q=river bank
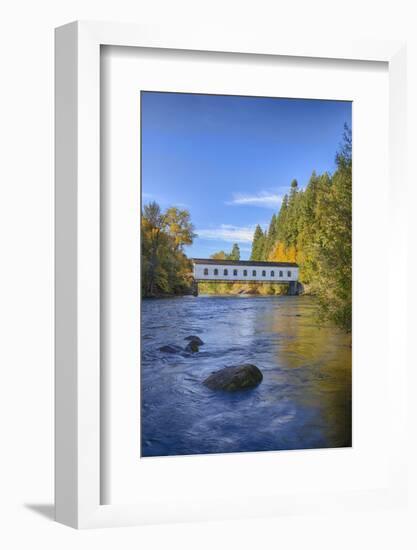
[198,281,289,296]
[144,281,309,298]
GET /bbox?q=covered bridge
[191,258,300,295]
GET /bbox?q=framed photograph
[55,21,407,528]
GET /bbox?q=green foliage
[210,243,240,261]
[141,201,195,296]
[313,125,352,330]
[142,126,352,331]
[230,243,241,261]
[253,126,352,331]
[250,224,266,260]
[210,250,227,260]
[263,214,277,259]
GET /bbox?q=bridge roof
[192,258,299,268]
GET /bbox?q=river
[141,295,351,457]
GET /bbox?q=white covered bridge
[191,258,300,295]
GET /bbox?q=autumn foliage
[249,126,352,331]
[141,202,196,296]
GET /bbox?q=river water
[141,295,351,457]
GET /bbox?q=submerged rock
[185,340,200,353]
[184,335,204,346]
[203,364,263,391]
[159,344,183,354]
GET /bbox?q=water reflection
[141,295,352,457]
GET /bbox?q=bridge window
[243,269,247,276]
[233,269,238,276]
[223,269,228,276]
[203,268,209,276]
[271,270,275,277]
[279,270,283,277]
[287,270,291,277]
[252,270,256,276]
[262,270,266,277]
[214,268,218,276]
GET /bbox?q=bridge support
[288,281,299,296]
[192,280,199,296]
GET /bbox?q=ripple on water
[141,295,352,457]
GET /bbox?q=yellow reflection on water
[266,297,352,447]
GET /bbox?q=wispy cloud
[196,224,265,243]
[226,191,282,208]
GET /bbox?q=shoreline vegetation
[198,281,291,296]
[142,126,352,331]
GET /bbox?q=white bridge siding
[193,261,299,283]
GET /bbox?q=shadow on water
[141,295,352,457]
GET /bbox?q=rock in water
[185,340,200,353]
[203,364,263,391]
[184,335,204,346]
[159,344,183,354]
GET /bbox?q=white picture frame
[55,21,407,529]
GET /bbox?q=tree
[211,243,240,261]
[163,207,196,250]
[250,125,352,331]
[141,201,195,296]
[285,179,300,247]
[311,126,352,329]
[141,202,167,295]
[210,251,227,260]
[250,225,266,261]
[264,214,277,259]
[275,194,288,242]
[229,243,240,261]
[337,124,352,168]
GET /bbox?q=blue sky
[141,92,351,260]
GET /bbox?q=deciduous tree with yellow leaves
[141,202,196,296]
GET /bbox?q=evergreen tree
[285,179,299,247]
[312,126,352,329]
[249,125,352,331]
[264,214,277,259]
[250,225,266,261]
[211,243,241,261]
[230,243,241,260]
[275,194,288,242]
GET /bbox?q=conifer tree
[264,214,277,259]
[250,125,352,331]
[230,243,241,261]
[276,194,288,242]
[250,225,266,261]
